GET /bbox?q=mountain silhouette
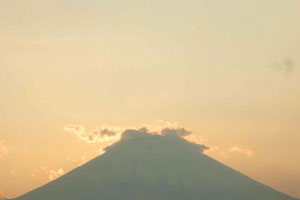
[0,193,8,200]
[13,129,299,200]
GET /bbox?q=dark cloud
[121,129,149,140]
[101,129,116,137]
[283,58,294,76]
[161,128,191,137]
[272,58,296,76]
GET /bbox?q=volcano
[0,193,8,200]
[13,129,298,200]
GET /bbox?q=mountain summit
[13,129,298,200]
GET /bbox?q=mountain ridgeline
[13,129,299,200]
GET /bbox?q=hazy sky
[0,0,300,198]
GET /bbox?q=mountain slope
[0,193,8,200]
[13,129,299,200]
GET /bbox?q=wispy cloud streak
[229,145,253,157]
[64,125,122,144]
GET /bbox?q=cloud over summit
[161,127,191,137]
[105,127,209,153]
[64,124,209,153]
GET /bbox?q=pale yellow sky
[0,0,300,198]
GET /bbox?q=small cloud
[30,168,39,178]
[30,166,65,181]
[57,168,64,175]
[81,156,86,161]
[229,145,244,152]
[245,148,253,157]
[229,145,253,158]
[48,168,64,181]
[189,24,200,32]
[0,140,8,157]
[98,148,105,155]
[40,165,47,170]
[271,57,295,76]
[203,145,220,154]
[183,134,204,145]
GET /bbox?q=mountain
[0,193,8,200]
[13,129,299,200]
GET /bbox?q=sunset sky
[0,0,300,199]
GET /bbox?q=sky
[0,0,299,198]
